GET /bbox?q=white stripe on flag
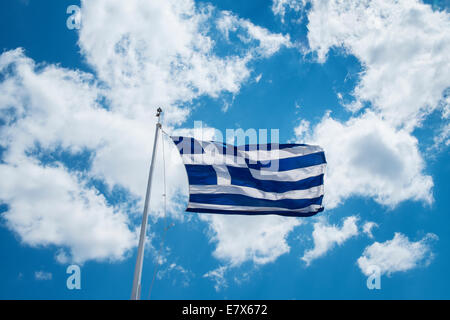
[242,145,323,161]
[181,153,247,166]
[249,163,326,182]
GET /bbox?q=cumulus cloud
[0,160,137,264]
[362,222,378,239]
[156,262,193,288]
[297,111,433,209]
[0,49,138,263]
[216,10,292,57]
[429,97,450,152]
[302,216,359,265]
[306,0,450,130]
[79,0,289,113]
[201,214,301,266]
[272,0,306,23]
[203,265,229,291]
[79,0,246,108]
[357,232,438,276]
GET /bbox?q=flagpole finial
[156,107,163,128]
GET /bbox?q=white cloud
[427,98,450,153]
[297,111,433,209]
[305,0,450,130]
[79,0,247,108]
[294,119,310,139]
[0,160,137,264]
[203,265,228,292]
[34,271,52,281]
[357,232,438,276]
[201,214,301,266]
[362,222,378,239]
[78,0,289,115]
[0,50,138,264]
[302,216,359,265]
[436,124,450,147]
[272,0,306,23]
[216,10,292,57]
[157,262,192,288]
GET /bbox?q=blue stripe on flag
[189,193,324,210]
[186,207,324,217]
[185,165,217,185]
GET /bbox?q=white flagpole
[131,108,162,300]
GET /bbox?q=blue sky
[0,0,449,300]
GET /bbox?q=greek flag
[172,136,326,217]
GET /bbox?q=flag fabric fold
[172,136,326,217]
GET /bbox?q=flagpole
[131,107,163,300]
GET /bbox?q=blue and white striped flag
[172,136,326,217]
